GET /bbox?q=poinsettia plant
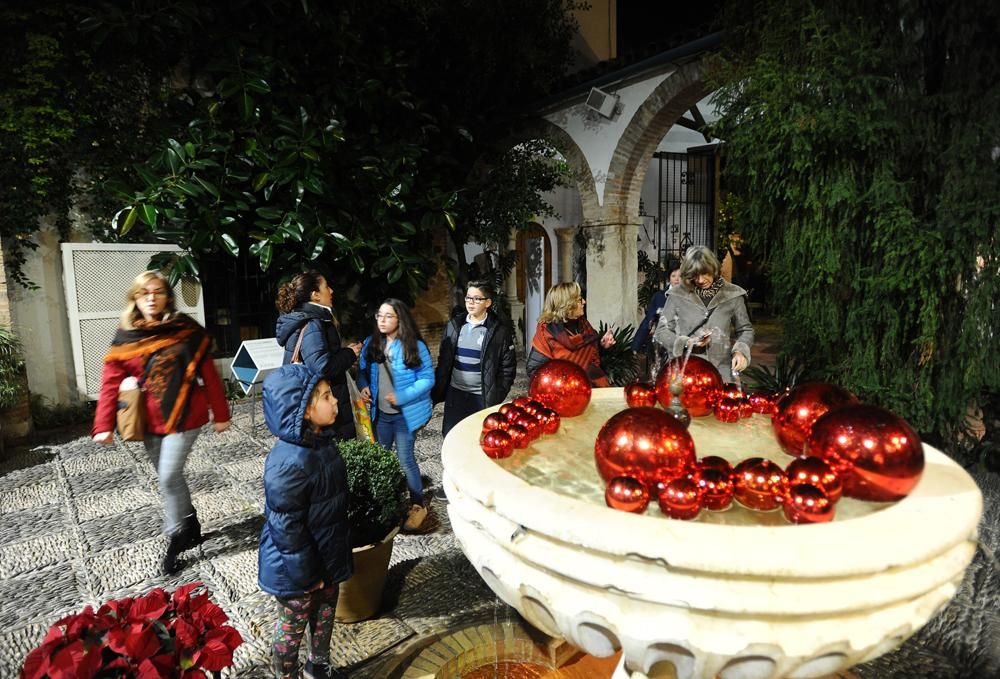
[21,582,243,679]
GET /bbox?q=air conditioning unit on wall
[585,87,619,118]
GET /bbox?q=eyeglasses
[374,313,397,321]
[465,296,488,303]
[135,289,168,299]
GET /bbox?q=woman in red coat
[92,270,230,575]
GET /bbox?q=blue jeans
[375,410,422,504]
[144,429,202,536]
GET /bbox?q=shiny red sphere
[514,414,541,440]
[594,407,696,490]
[732,458,786,511]
[512,396,532,409]
[657,477,702,520]
[522,400,546,417]
[499,403,527,421]
[529,359,593,417]
[604,476,650,513]
[537,407,560,435]
[481,429,514,459]
[785,456,842,503]
[713,396,744,423]
[697,455,733,479]
[747,391,778,415]
[624,381,658,408]
[482,412,510,433]
[507,423,530,449]
[805,404,924,502]
[782,483,835,524]
[655,356,723,417]
[771,383,857,456]
[696,468,734,511]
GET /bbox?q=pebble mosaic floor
[1,362,998,677]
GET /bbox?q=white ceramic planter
[441,388,982,679]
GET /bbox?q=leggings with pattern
[271,584,339,678]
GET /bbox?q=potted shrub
[336,438,410,622]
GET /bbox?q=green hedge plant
[337,438,410,548]
[0,326,26,409]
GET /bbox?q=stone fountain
[440,389,983,679]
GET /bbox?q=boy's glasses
[465,296,488,303]
[374,313,397,320]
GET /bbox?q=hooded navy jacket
[258,364,352,598]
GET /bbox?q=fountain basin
[441,388,982,679]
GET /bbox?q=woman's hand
[385,391,398,407]
[93,432,114,445]
[214,420,231,433]
[688,329,712,349]
[600,329,616,348]
[731,351,749,374]
[306,580,325,592]
[360,386,372,404]
[348,342,362,357]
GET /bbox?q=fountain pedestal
[441,388,982,679]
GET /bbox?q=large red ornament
[655,356,723,417]
[522,400,546,417]
[697,468,734,511]
[594,407,696,490]
[481,429,514,459]
[747,391,778,415]
[713,396,744,423]
[529,360,593,417]
[499,403,527,421]
[771,382,857,456]
[732,458,786,511]
[624,381,658,408]
[782,483,835,524]
[537,407,560,435]
[507,424,530,450]
[697,455,733,479]
[604,476,650,513]
[657,477,702,520]
[785,456,842,503]
[805,404,924,502]
[482,412,510,433]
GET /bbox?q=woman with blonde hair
[526,281,616,386]
[92,270,230,575]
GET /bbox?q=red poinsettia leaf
[129,589,170,623]
[180,670,208,679]
[149,653,177,674]
[171,581,204,610]
[20,644,52,679]
[48,639,85,679]
[215,625,244,652]
[105,657,132,669]
[98,596,132,620]
[194,635,235,671]
[172,618,199,651]
[124,623,162,661]
[106,626,129,655]
[198,601,230,628]
[75,642,104,679]
[137,656,172,679]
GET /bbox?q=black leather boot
[183,512,203,550]
[162,529,188,576]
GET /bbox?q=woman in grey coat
[654,246,754,383]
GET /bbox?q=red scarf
[531,318,609,387]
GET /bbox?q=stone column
[583,222,639,330]
[554,227,578,283]
[503,232,525,350]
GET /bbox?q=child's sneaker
[304,660,347,679]
[403,504,428,531]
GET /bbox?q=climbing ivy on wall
[710,0,1000,447]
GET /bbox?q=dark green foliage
[337,438,409,548]
[711,0,1000,446]
[597,321,639,387]
[0,327,26,409]
[29,395,95,430]
[740,354,808,393]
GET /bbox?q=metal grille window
[651,149,717,271]
[61,244,205,399]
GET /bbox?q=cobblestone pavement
[1,337,998,677]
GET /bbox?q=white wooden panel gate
[61,244,205,399]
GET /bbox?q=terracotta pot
[335,527,399,622]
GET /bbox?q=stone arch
[602,60,710,223]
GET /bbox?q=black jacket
[432,311,516,407]
[275,304,356,435]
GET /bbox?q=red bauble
[785,456,842,503]
[604,476,650,513]
[481,429,514,459]
[529,359,593,417]
[482,412,510,433]
[805,404,924,502]
[537,407,561,434]
[507,424,530,449]
[713,396,743,423]
[594,407,696,490]
[747,391,777,415]
[624,381,658,408]
[696,455,733,479]
[522,400,546,417]
[512,396,532,409]
[771,382,857,456]
[657,477,702,520]
[732,458,786,511]
[697,468,734,511]
[654,356,723,417]
[499,403,527,421]
[514,413,541,440]
[782,483,835,524]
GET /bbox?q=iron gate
[652,149,716,272]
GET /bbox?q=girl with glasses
[432,280,516,439]
[92,270,231,575]
[357,299,434,531]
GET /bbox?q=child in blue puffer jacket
[259,363,351,679]
[357,298,434,532]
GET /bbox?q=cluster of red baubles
[600,357,925,523]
